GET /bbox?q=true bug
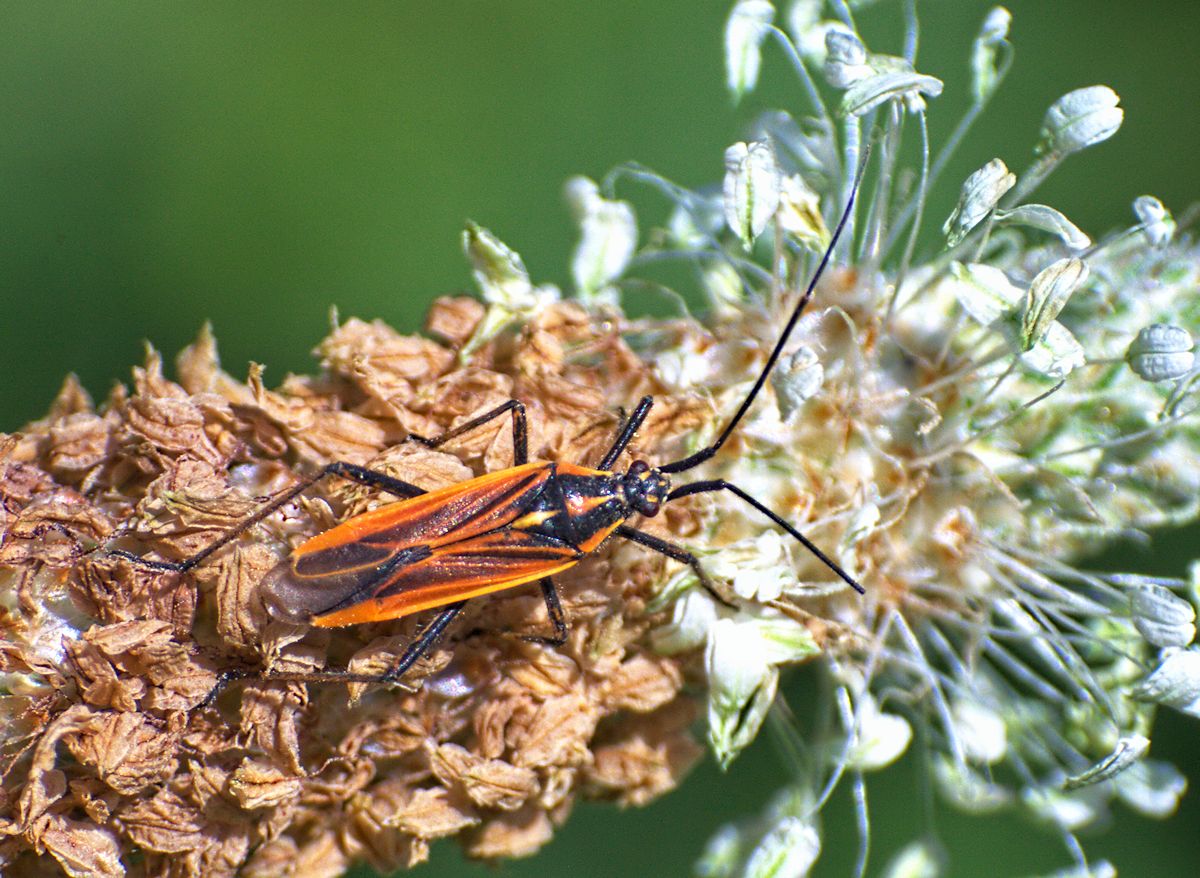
[109,162,868,693]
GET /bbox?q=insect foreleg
[597,395,654,470]
[615,525,736,608]
[407,398,528,466]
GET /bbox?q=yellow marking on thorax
[511,509,558,530]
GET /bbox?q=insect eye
[628,460,650,477]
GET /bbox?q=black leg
[666,480,866,594]
[408,399,528,466]
[199,601,467,705]
[597,396,654,471]
[615,525,736,608]
[106,461,427,574]
[521,578,569,646]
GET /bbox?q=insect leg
[521,578,569,646]
[407,398,528,465]
[380,600,466,682]
[597,395,654,470]
[105,461,426,574]
[666,480,865,594]
[198,600,468,703]
[615,525,736,608]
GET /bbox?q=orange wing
[309,529,581,626]
[260,462,573,626]
[298,461,553,559]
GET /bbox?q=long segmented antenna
[661,148,872,475]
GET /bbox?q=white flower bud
[1130,584,1196,647]
[776,173,828,251]
[743,817,821,878]
[1020,258,1088,351]
[1037,85,1123,157]
[881,840,941,878]
[823,29,869,88]
[706,615,818,767]
[846,693,913,770]
[564,176,637,302]
[1115,758,1188,819]
[1126,324,1195,382]
[1063,734,1150,790]
[652,590,720,655]
[841,70,943,117]
[1134,648,1200,717]
[463,222,533,306]
[725,0,775,101]
[1133,195,1175,248]
[461,223,560,355]
[771,345,823,420]
[724,141,782,250]
[1021,784,1106,831]
[943,158,1015,245]
[971,7,1012,103]
[994,204,1091,250]
[951,699,1008,765]
[933,757,1012,813]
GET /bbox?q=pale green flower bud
[845,693,913,770]
[1114,759,1188,818]
[1021,785,1106,831]
[1020,258,1088,351]
[823,29,869,88]
[565,176,637,303]
[1037,85,1123,157]
[743,817,820,878]
[841,69,943,116]
[770,345,823,419]
[724,140,782,250]
[464,221,533,305]
[932,757,1012,813]
[706,615,818,767]
[1134,648,1200,717]
[1130,584,1196,647]
[943,158,1015,246]
[1133,195,1176,247]
[1126,324,1195,382]
[951,699,1008,765]
[971,7,1012,103]
[1063,734,1150,790]
[880,840,942,878]
[786,0,846,62]
[776,173,828,250]
[462,222,560,356]
[949,262,1086,378]
[726,0,775,102]
[994,204,1091,250]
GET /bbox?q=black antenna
[661,149,871,475]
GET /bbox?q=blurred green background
[2,2,1198,875]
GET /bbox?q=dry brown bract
[0,300,708,877]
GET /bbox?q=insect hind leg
[103,461,427,574]
[406,398,529,466]
[520,578,569,647]
[194,601,467,705]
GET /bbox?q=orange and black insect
[110,167,867,693]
